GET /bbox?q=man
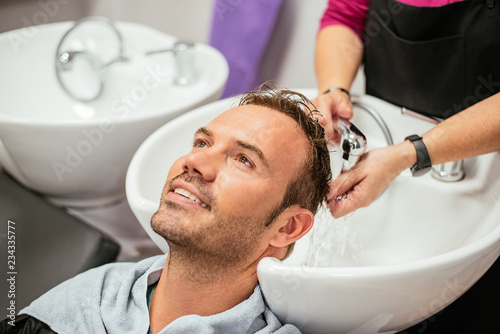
[3,86,331,334]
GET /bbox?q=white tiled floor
[67,200,163,262]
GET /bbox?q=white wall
[261,0,365,94]
[89,0,213,43]
[260,0,328,90]
[0,0,90,33]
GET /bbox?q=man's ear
[269,206,314,248]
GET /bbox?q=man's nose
[182,149,218,181]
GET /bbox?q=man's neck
[149,252,259,333]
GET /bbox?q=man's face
[151,104,310,265]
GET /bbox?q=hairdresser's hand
[327,142,416,218]
[311,90,353,145]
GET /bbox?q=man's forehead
[203,104,309,167]
[209,104,296,133]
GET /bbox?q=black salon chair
[0,170,120,312]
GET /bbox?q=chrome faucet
[145,41,197,86]
[329,101,394,179]
[55,16,197,102]
[401,107,465,181]
[335,119,367,172]
[55,16,126,102]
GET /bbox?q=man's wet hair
[239,83,332,259]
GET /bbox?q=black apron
[364,0,500,119]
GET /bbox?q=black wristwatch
[405,135,432,176]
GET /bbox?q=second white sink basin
[0,20,228,207]
[258,152,500,333]
[126,89,500,333]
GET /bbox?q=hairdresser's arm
[312,25,363,143]
[328,92,500,218]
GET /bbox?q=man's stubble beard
[151,201,273,283]
[150,173,283,282]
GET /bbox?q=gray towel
[21,255,300,334]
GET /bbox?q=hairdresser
[312,0,500,218]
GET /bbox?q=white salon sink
[0,20,228,207]
[126,89,500,333]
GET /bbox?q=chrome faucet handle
[172,41,196,86]
[144,41,194,55]
[431,160,465,181]
[145,41,197,86]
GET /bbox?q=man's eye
[238,156,253,167]
[194,139,207,148]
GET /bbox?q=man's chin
[150,204,196,241]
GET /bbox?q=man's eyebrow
[194,127,212,137]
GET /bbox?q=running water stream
[304,203,365,267]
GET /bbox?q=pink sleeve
[319,0,370,40]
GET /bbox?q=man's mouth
[173,188,210,209]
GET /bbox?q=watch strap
[405,135,432,176]
[322,87,350,99]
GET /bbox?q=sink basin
[0,20,228,207]
[126,89,500,333]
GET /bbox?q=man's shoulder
[38,254,166,293]
[18,254,167,334]
[25,253,167,305]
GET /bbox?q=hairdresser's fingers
[327,147,404,218]
[327,166,368,218]
[327,194,355,219]
[311,92,353,144]
[328,167,361,202]
[334,93,353,120]
[327,178,373,218]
